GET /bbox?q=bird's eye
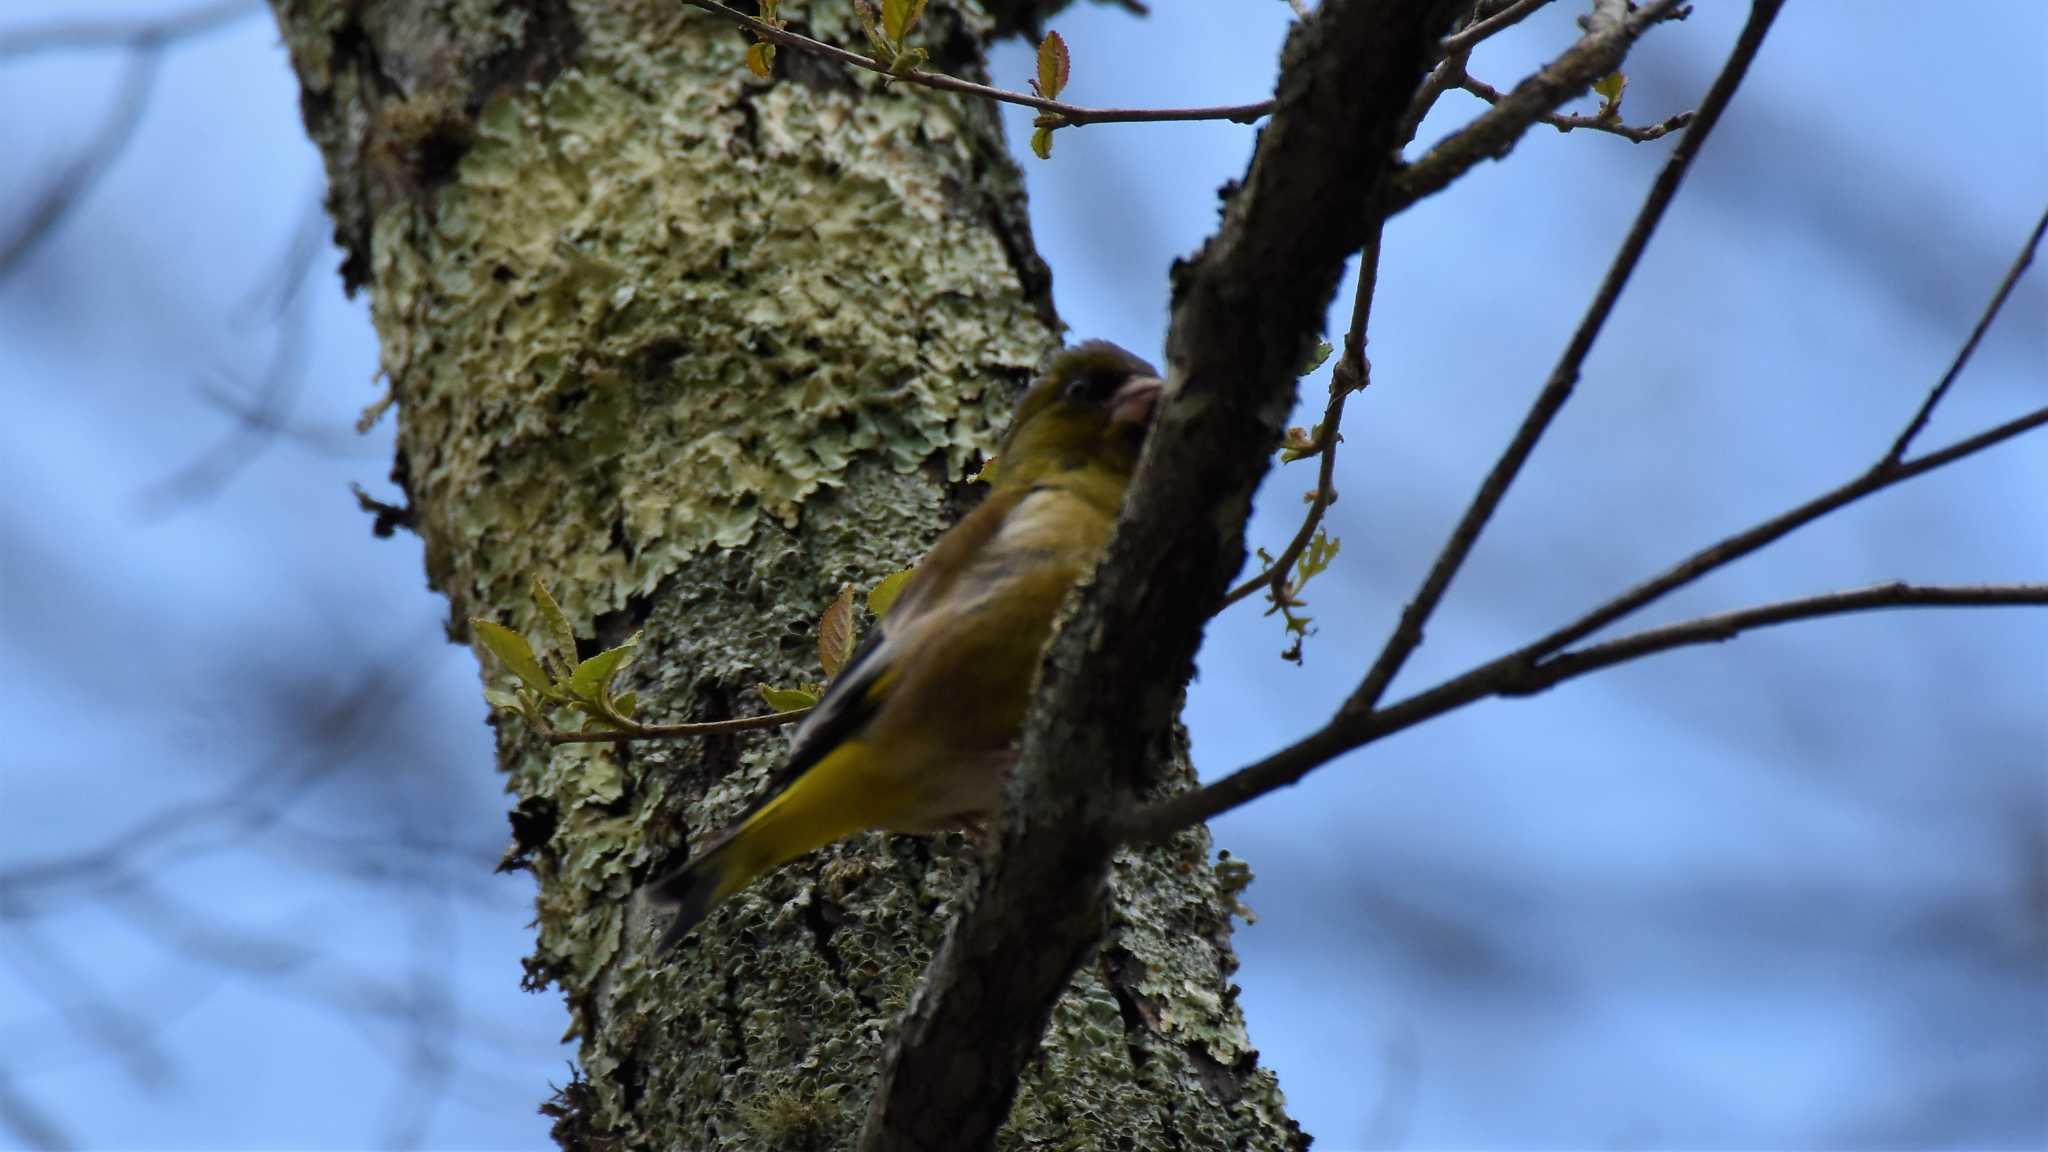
[1063,372,1120,404]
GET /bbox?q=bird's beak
[1111,375,1164,428]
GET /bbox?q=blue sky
[2,2,2043,1148]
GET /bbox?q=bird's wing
[752,484,1030,802]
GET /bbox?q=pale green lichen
[376,9,1040,637]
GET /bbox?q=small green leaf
[759,683,821,711]
[968,455,998,484]
[882,0,928,44]
[531,577,577,673]
[1278,424,1320,463]
[1035,31,1069,100]
[1593,71,1626,121]
[889,46,927,76]
[746,41,776,78]
[867,568,916,618]
[1296,529,1341,585]
[1030,123,1055,160]
[482,688,524,713]
[1299,339,1333,376]
[567,632,641,702]
[819,584,857,677]
[517,688,548,727]
[854,0,888,57]
[612,691,637,719]
[473,619,551,691]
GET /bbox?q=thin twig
[0,50,158,280]
[1123,577,2048,843]
[1439,0,1553,58]
[679,0,1273,127]
[0,0,256,58]
[1884,205,2048,466]
[1220,228,1383,610]
[1518,403,2048,663]
[1456,72,1694,141]
[1398,42,1472,147]
[1348,0,1782,719]
[1123,252,2048,843]
[543,707,809,745]
[1387,0,1686,215]
[1511,583,2048,690]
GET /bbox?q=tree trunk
[268,1,1303,1146]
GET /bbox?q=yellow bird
[647,341,1164,951]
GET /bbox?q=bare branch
[0,1,270,281]
[1123,304,2048,847]
[1511,583,2048,690]
[1220,228,1383,614]
[1884,205,2048,466]
[1348,0,1783,719]
[1387,0,1686,214]
[1124,574,2048,844]
[0,0,256,59]
[1398,41,1473,145]
[679,0,1273,127]
[1455,71,1694,141]
[0,50,158,280]
[542,706,809,745]
[1439,0,1553,58]
[0,1069,74,1152]
[1516,402,2048,668]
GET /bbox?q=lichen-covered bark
[269,1,1301,1147]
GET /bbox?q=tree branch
[1348,0,1781,724]
[1220,226,1383,617]
[542,707,808,745]
[1124,575,2048,846]
[1884,205,2048,466]
[0,50,158,280]
[857,3,1470,1149]
[1455,71,1694,141]
[1387,0,1686,214]
[1122,199,2048,847]
[1439,0,1552,58]
[1509,583,2048,690]
[0,0,256,59]
[678,0,1273,127]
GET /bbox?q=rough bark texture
[267,0,1301,1147]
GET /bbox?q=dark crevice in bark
[721,965,751,1075]
[1097,944,1188,1149]
[278,0,581,292]
[591,600,648,651]
[805,887,881,1015]
[499,794,560,875]
[541,1068,622,1152]
[1098,947,1154,1071]
[473,0,582,111]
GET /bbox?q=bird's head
[994,340,1164,488]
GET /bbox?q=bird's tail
[646,834,749,954]
[644,743,883,953]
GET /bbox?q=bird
[645,340,1164,952]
